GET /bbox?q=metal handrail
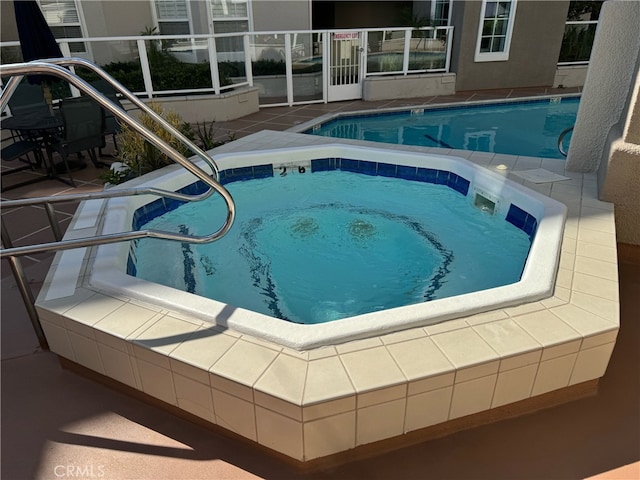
[0,59,236,259]
[558,125,574,157]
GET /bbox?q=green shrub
[185,120,237,150]
[101,102,191,184]
[78,53,232,94]
[101,104,236,185]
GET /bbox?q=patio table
[1,110,82,186]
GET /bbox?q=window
[558,1,604,64]
[474,0,517,62]
[209,0,250,53]
[38,0,86,54]
[431,0,452,27]
[153,0,191,36]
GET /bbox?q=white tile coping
[35,130,620,462]
[89,142,565,350]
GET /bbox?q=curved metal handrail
[0,59,236,258]
[558,125,574,157]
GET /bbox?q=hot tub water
[134,170,531,324]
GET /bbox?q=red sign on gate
[333,32,359,40]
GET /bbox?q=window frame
[557,0,604,65]
[37,0,89,54]
[474,0,518,63]
[150,0,194,37]
[430,0,452,27]
[207,0,253,35]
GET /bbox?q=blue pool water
[134,168,532,324]
[306,97,579,159]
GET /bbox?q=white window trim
[474,0,518,62]
[150,0,194,36]
[430,0,452,27]
[206,0,253,34]
[38,0,90,55]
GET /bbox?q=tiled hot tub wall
[35,133,620,463]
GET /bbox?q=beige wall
[564,0,640,245]
[568,1,640,173]
[1,1,154,41]
[252,0,311,31]
[81,1,153,37]
[451,1,569,91]
[1,2,18,42]
[77,1,154,65]
[589,2,640,245]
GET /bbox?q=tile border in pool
[130,157,475,234]
[34,132,619,463]
[129,156,542,274]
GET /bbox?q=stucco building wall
[252,1,311,31]
[451,1,568,91]
[566,1,640,173]
[566,0,640,245]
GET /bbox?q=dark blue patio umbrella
[13,0,64,110]
[14,0,63,68]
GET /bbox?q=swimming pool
[92,144,566,349]
[298,96,579,159]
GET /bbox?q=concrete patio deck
[2,88,638,479]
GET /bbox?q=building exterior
[2,1,636,242]
[1,0,603,94]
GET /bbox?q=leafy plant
[101,101,192,184]
[198,121,236,149]
[101,106,237,185]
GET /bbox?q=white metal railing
[0,26,453,107]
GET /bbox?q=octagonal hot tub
[90,144,566,350]
[36,138,619,463]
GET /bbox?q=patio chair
[7,82,50,117]
[49,96,108,186]
[90,79,125,156]
[1,136,45,191]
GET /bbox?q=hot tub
[91,144,566,349]
[36,134,619,463]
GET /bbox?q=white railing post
[362,30,369,78]
[137,38,154,99]
[322,31,329,103]
[402,28,411,75]
[285,33,294,105]
[208,37,221,95]
[444,27,453,73]
[243,34,253,87]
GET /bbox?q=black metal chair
[7,82,50,117]
[90,79,125,156]
[1,136,45,191]
[49,96,107,186]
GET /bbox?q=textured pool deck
[2,88,639,479]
